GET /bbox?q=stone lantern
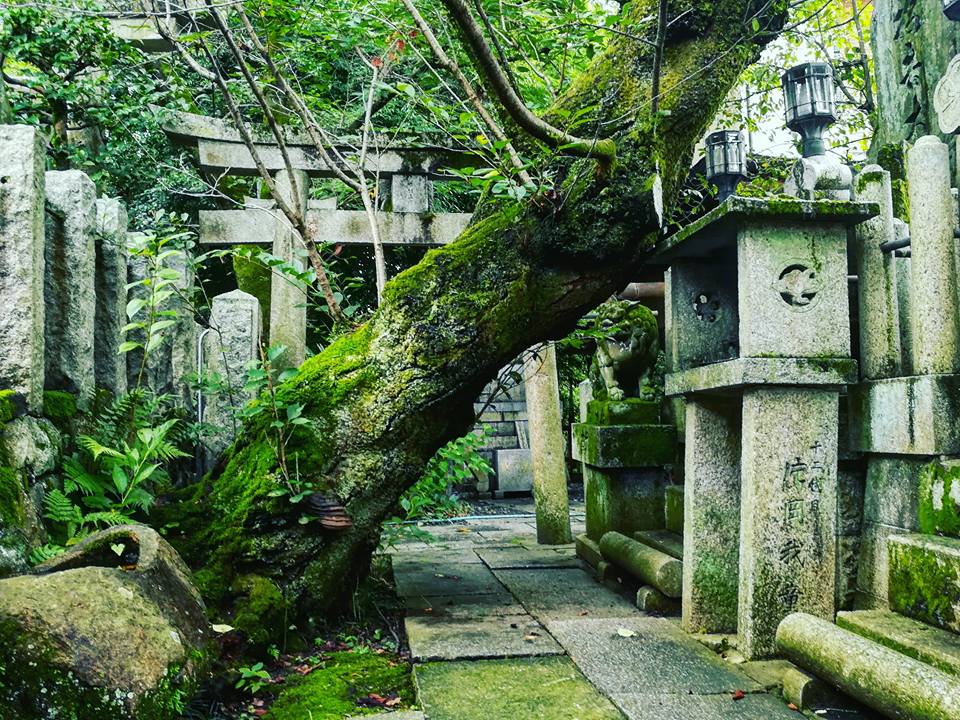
[653,195,877,658]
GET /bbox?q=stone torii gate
[163,111,570,535]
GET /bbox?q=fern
[29,543,65,565]
[43,489,81,524]
[83,510,133,527]
[63,456,107,496]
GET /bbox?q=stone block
[666,357,858,396]
[635,585,680,614]
[777,612,960,720]
[862,455,924,530]
[390,174,432,213]
[918,458,960,538]
[738,388,839,659]
[836,535,861,611]
[781,666,845,711]
[837,465,866,536]
[837,609,960,677]
[856,520,900,604]
[44,170,97,404]
[576,533,602,569]
[888,533,960,634]
[0,126,45,413]
[666,258,739,370]
[494,449,532,494]
[584,466,668,540]
[665,484,684,534]
[599,531,682,598]
[586,399,659,425]
[93,198,128,397]
[737,220,850,359]
[572,423,675,468]
[682,397,740,635]
[0,416,62,477]
[634,529,683,560]
[850,375,960,455]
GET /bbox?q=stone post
[94,198,129,397]
[270,169,309,370]
[907,136,960,374]
[168,251,197,412]
[682,397,741,634]
[0,126,45,413]
[852,167,901,380]
[738,387,839,659]
[523,343,572,545]
[44,170,97,405]
[390,174,432,213]
[203,290,262,464]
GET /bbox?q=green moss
[0,468,25,529]
[0,391,16,425]
[230,574,288,646]
[266,651,416,720]
[575,423,675,467]
[918,461,960,538]
[586,399,660,425]
[889,536,960,633]
[42,390,78,428]
[233,250,272,337]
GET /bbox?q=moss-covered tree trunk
[176,0,788,635]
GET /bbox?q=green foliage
[234,662,272,695]
[397,431,490,521]
[41,390,78,428]
[0,391,16,425]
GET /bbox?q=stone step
[598,531,682,598]
[837,609,960,677]
[575,533,602,569]
[888,533,960,634]
[776,612,960,720]
[665,485,684,534]
[476,421,519,437]
[479,435,521,450]
[634,529,684,560]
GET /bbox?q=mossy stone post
[94,198,129,397]
[0,126,45,414]
[270,169,309,370]
[523,343,572,545]
[852,167,901,380]
[572,397,675,552]
[907,137,960,375]
[654,197,876,659]
[44,170,97,407]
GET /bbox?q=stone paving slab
[414,657,624,720]
[493,568,637,619]
[545,616,764,696]
[391,550,484,565]
[477,545,580,569]
[405,613,563,660]
[393,560,505,597]
[403,590,520,613]
[609,692,799,719]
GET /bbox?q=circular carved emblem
[693,292,720,323]
[775,264,823,311]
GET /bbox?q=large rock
[0,415,62,477]
[0,525,211,719]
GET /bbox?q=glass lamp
[782,62,837,157]
[704,130,747,201]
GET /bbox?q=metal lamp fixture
[704,130,747,201]
[782,62,837,158]
[945,0,960,21]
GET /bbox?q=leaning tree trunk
[173,0,788,639]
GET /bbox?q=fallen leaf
[787,703,799,711]
[616,628,638,638]
[578,611,589,616]
[523,634,539,642]
[211,624,235,634]
[732,690,746,701]
[456,528,471,534]
[386,697,401,707]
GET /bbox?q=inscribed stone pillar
[44,170,97,405]
[270,169,308,370]
[682,397,741,634]
[94,198,129,396]
[907,136,960,374]
[390,174,432,213]
[738,387,838,659]
[0,125,45,413]
[204,290,261,464]
[852,167,901,380]
[524,343,572,545]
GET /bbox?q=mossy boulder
[0,415,62,478]
[0,466,33,577]
[0,525,212,719]
[42,389,79,430]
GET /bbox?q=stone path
[388,507,802,720]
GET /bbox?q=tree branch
[440,0,616,165]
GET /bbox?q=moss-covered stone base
[919,460,960,538]
[888,533,960,634]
